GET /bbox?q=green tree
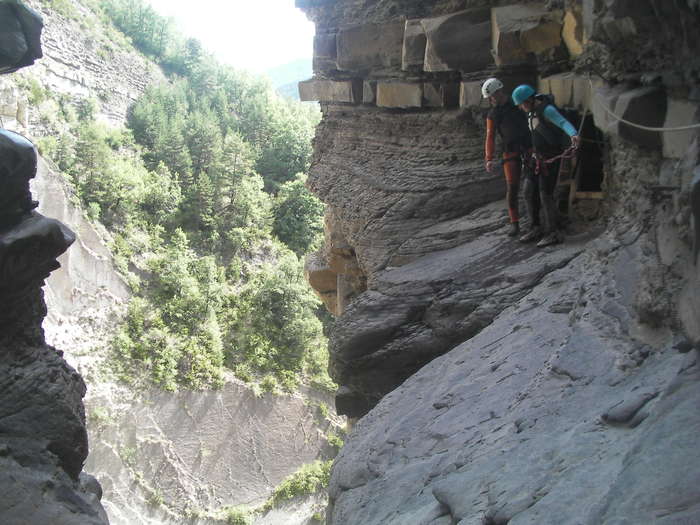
[226,251,324,375]
[272,175,324,256]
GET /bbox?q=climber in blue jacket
[512,84,580,247]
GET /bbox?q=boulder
[363,80,377,105]
[376,82,422,108]
[336,22,404,72]
[539,72,575,108]
[491,4,563,65]
[422,8,492,73]
[613,86,666,150]
[312,32,337,72]
[423,82,459,108]
[298,79,362,103]
[401,19,426,71]
[662,98,699,159]
[562,5,585,57]
[459,80,483,109]
[571,75,603,112]
[0,0,43,74]
[591,83,629,133]
[305,251,339,315]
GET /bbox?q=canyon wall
[298,0,700,522]
[0,2,109,522]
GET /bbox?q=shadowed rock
[692,167,700,265]
[0,130,74,324]
[0,0,42,74]
[0,8,105,519]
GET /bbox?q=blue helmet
[512,84,536,105]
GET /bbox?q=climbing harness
[544,146,578,166]
[530,147,578,176]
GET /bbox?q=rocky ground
[329,228,699,524]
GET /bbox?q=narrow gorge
[1,0,699,524]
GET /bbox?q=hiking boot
[536,232,561,247]
[519,226,542,243]
[507,222,520,237]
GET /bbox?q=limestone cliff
[298,0,700,522]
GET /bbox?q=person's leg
[503,156,520,236]
[538,158,561,246]
[520,160,542,242]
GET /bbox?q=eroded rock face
[0,0,42,74]
[0,5,108,523]
[21,0,163,127]
[329,239,700,524]
[0,132,108,523]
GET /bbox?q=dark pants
[523,156,559,233]
[503,155,521,223]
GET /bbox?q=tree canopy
[34,0,329,392]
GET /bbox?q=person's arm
[485,117,496,172]
[543,105,577,137]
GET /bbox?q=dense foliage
[30,0,329,392]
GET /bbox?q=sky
[145,0,315,73]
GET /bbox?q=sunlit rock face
[299,0,700,523]
[0,4,109,523]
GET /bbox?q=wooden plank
[574,191,604,200]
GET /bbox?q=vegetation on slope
[28,0,331,393]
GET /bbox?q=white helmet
[481,77,504,98]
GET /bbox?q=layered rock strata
[21,0,163,128]
[299,0,700,522]
[300,0,700,416]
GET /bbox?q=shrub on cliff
[262,460,333,511]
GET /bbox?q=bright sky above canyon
[145,0,315,72]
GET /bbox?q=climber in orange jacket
[482,78,533,237]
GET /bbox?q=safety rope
[543,147,577,165]
[588,78,700,132]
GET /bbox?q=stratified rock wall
[21,0,163,128]
[300,0,700,415]
[299,0,700,523]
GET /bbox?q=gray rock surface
[0,5,108,517]
[0,439,109,525]
[0,0,42,74]
[422,9,491,72]
[336,21,404,73]
[86,382,339,523]
[328,235,700,524]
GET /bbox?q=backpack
[489,101,532,153]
